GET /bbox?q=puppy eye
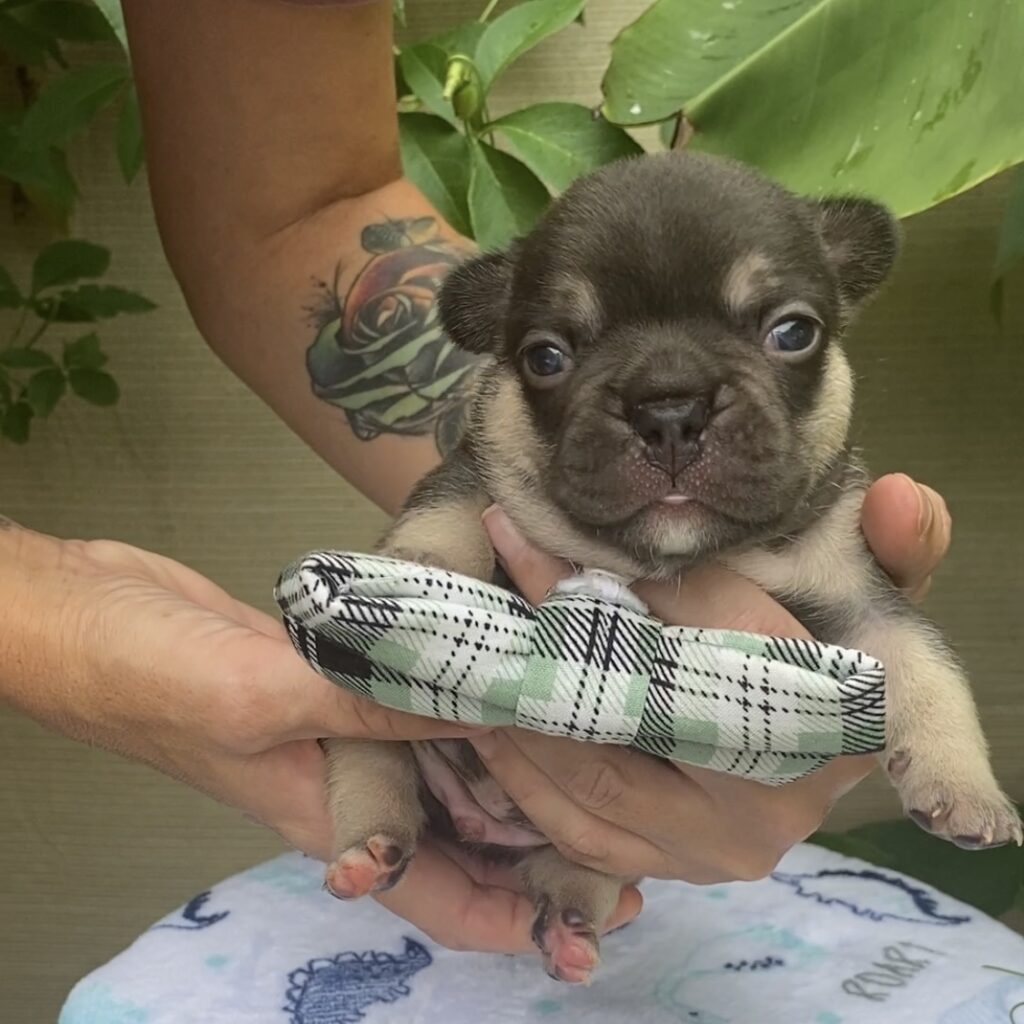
[765,316,821,358]
[521,338,574,387]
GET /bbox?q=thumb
[261,633,489,744]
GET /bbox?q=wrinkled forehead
[512,197,835,339]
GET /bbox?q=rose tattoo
[305,216,479,456]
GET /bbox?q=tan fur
[382,494,494,581]
[479,374,647,578]
[728,487,1022,847]
[322,739,426,854]
[798,346,855,479]
[722,251,778,315]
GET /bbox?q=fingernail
[470,733,498,758]
[481,506,526,561]
[913,482,934,538]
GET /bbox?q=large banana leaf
[602,0,1024,217]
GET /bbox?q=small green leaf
[32,240,110,293]
[468,139,550,249]
[91,0,127,50]
[1,402,33,444]
[398,112,472,238]
[399,44,458,127]
[0,266,22,309]
[20,62,129,150]
[116,85,144,183]
[15,2,116,43]
[26,367,66,417]
[475,0,586,92]
[992,166,1024,323]
[43,283,155,321]
[0,122,77,211]
[69,367,119,406]
[0,348,56,370]
[429,21,486,58]
[62,333,108,370]
[489,102,642,193]
[0,9,54,65]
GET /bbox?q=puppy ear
[438,248,516,354]
[815,197,901,305]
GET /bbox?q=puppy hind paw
[324,834,414,900]
[531,899,601,985]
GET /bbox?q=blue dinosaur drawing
[653,924,825,1023]
[150,890,230,931]
[770,867,970,926]
[284,937,432,1024]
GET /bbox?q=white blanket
[59,843,1024,1024]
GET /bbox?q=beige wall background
[2,2,1023,1019]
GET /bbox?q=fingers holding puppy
[862,473,951,601]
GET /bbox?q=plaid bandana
[274,552,886,785]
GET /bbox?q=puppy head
[440,152,899,574]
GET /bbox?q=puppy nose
[630,396,711,475]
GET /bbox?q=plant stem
[478,0,500,23]
[8,305,31,348]
[23,317,50,350]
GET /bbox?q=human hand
[468,473,951,884]
[0,524,637,954]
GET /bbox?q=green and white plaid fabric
[275,552,886,785]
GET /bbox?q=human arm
[120,0,473,515]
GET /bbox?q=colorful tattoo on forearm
[305,216,480,456]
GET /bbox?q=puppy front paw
[891,751,1023,850]
[377,546,456,572]
[531,898,601,985]
[324,833,414,900]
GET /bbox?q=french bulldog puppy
[320,152,1022,984]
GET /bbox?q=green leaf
[32,240,110,293]
[19,62,129,150]
[429,21,487,58]
[62,332,108,370]
[91,0,127,50]
[606,0,1024,220]
[392,0,405,27]
[602,0,818,126]
[810,815,1024,917]
[399,44,458,127]
[0,266,22,310]
[0,9,55,64]
[467,139,550,249]
[116,84,144,183]
[26,367,66,417]
[398,112,472,238]
[475,0,586,92]
[992,166,1024,322]
[69,367,119,406]
[15,1,116,43]
[489,102,642,193]
[0,119,77,211]
[1,402,33,444]
[0,348,56,370]
[42,283,155,322]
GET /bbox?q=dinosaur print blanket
[60,843,1024,1024]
